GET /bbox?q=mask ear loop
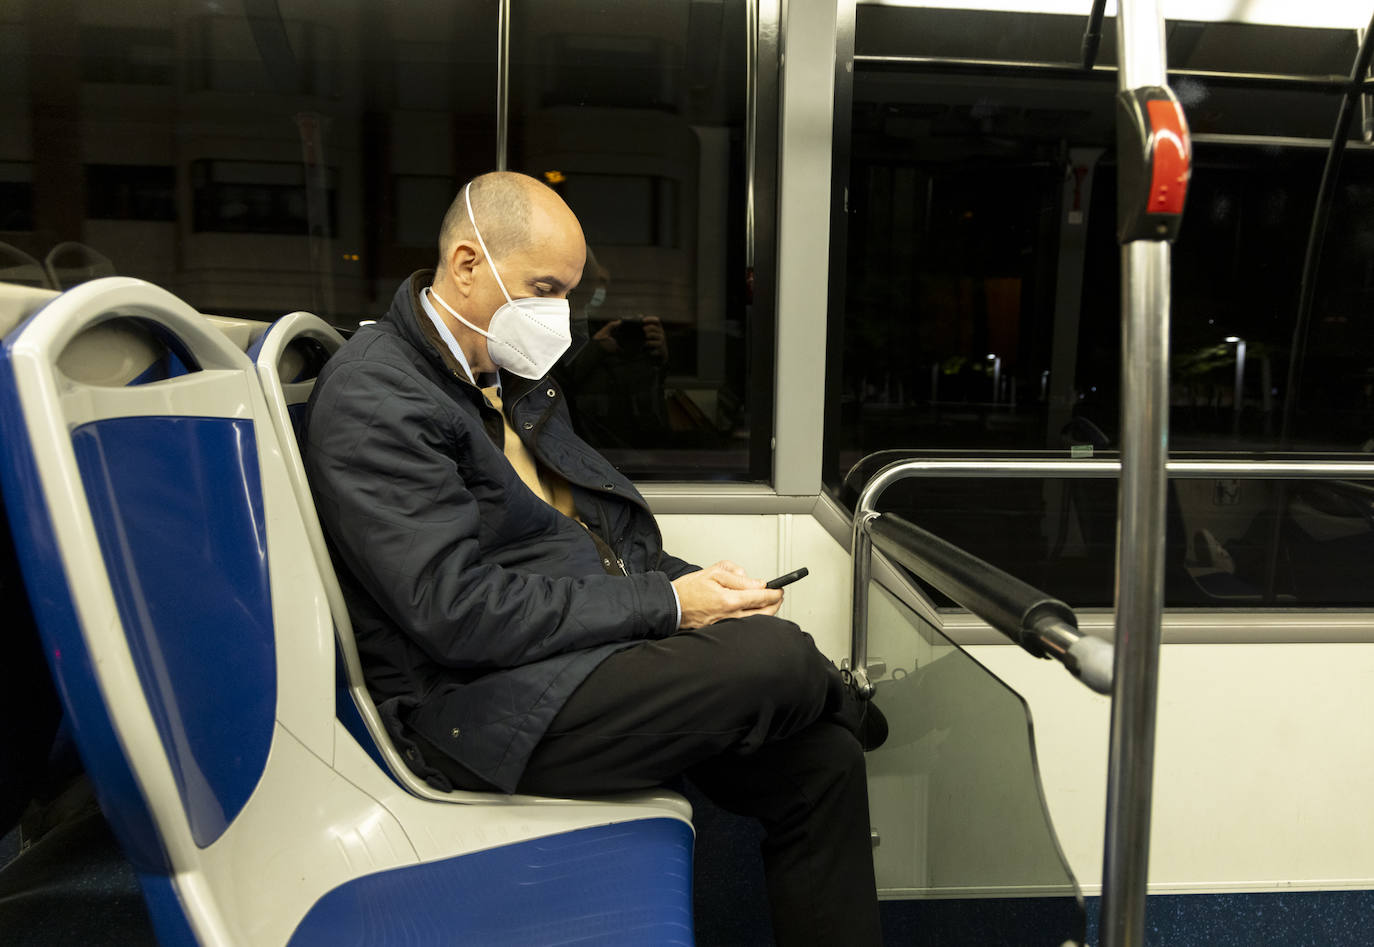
[465,182,514,306]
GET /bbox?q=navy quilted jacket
[303,272,697,792]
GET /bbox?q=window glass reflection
[510,0,758,480]
[2,1,496,320]
[836,68,1374,470]
[3,0,762,482]
[81,26,174,85]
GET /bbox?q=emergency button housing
[1116,86,1191,243]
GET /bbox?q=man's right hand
[672,561,783,630]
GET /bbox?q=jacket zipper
[590,497,629,575]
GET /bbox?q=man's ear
[446,240,481,297]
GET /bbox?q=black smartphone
[765,567,809,590]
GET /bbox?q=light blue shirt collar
[420,286,501,395]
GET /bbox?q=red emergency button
[1146,99,1189,216]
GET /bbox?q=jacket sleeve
[305,359,680,670]
[658,552,699,580]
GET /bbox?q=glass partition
[864,577,1085,945]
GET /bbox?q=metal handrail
[847,455,1374,695]
[867,512,1114,694]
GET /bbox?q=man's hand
[672,560,783,630]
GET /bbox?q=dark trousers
[423,616,883,946]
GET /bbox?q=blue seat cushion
[290,818,695,946]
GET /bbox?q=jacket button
[522,421,533,430]
[604,483,614,490]
[450,728,461,739]
[546,387,556,397]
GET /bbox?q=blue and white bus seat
[250,310,696,822]
[0,277,695,945]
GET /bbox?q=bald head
[437,171,580,270]
[430,171,586,374]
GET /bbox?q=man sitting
[304,171,884,945]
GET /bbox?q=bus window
[830,6,1374,607]
[3,0,771,483]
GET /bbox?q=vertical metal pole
[1101,2,1171,945]
[849,512,875,695]
[496,0,511,171]
[1101,242,1170,947]
[745,0,758,274]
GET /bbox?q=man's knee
[805,718,867,778]
[707,615,833,712]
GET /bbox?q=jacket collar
[387,270,547,408]
[386,270,468,384]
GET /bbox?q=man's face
[463,198,585,372]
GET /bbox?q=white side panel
[967,641,1374,894]
[657,512,781,590]
[777,513,855,664]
